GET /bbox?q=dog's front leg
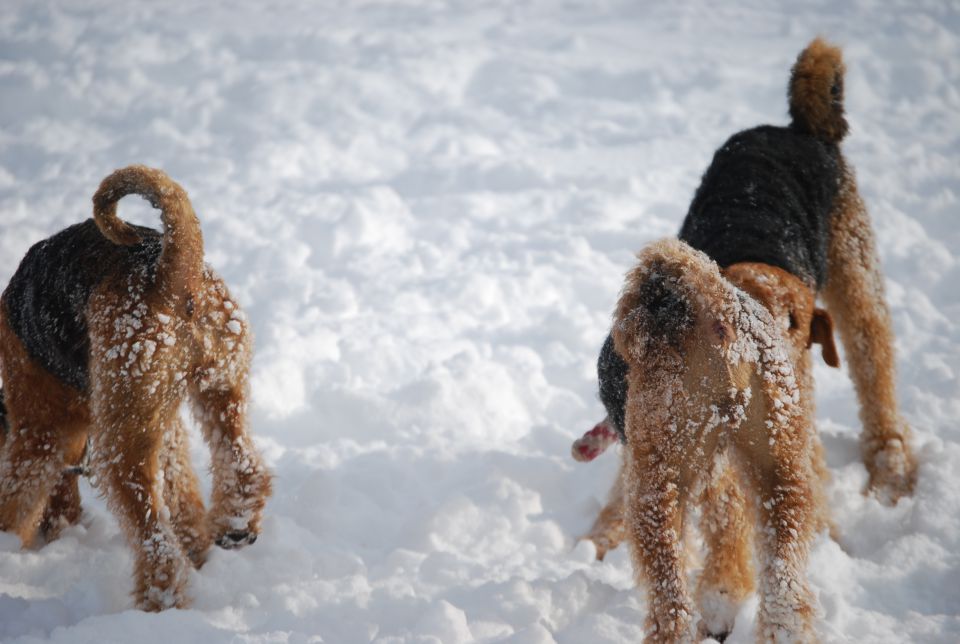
[824,164,917,503]
[192,386,271,550]
[625,439,698,644]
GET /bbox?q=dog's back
[679,38,849,289]
[1,221,162,391]
[679,124,840,288]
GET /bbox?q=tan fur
[0,307,90,548]
[582,457,627,561]
[823,160,917,502]
[612,239,822,642]
[0,166,271,611]
[579,263,837,559]
[579,41,915,580]
[695,459,754,638]
[789,37,848,143]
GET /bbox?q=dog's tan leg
[159,416,209,567]
[696,460,754,640]
[0,309,88,547]
[824,163,916,503]
[581,457,627,561]
[86,298,193,611]
[625,434,699,644]
[89,407,192,611]
[192,386,271,549]
[39,472,83,542]
[795,349,836,540]
[39,432,88,542]
[735,388,818,643]
[0,426,78,547]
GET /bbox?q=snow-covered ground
[1,1,958,642]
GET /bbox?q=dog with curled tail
[0,165,271,611]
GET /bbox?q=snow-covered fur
[0,165,271,611]
[577,38,916,576]
[572,38,919,642]
[614,238,822,643]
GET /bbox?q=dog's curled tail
[92,165,204,304]
[612,239,734,364]
[788,37,848,143]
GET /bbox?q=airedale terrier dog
[571,39,918,641]
[0,166,272,611]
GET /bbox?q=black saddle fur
[1,220,162,393]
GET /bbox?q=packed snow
[1,1,958,642]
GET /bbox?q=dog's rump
[1,220,161,392]
[679,125,840,289]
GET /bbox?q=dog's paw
[134,528,192,611]
[582,522,626,561]
[578,534,610,562]
[215,529,258,549]
[208,440,272,550]
[865,435,917,505]
[866,438,917,505]
[696,588,740,642]
[208,510,264,551]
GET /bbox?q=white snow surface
[1,1,958,642]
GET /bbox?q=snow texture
[0,1,958,642]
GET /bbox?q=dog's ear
[809,308,840,367]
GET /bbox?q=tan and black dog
[0,166,272,611]
[572,39,917,642]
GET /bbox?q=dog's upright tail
[92,165,204,306]
[788,37,848,143]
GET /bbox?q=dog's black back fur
[1,220,162,392]
[679,125,840,289]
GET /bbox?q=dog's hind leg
[159,416,209,567]
[823,163,916,503]
[192,386,271,551]
[0,308,88,547]
[695,459,754,641]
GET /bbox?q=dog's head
[611,240,769,447]
[613,240,735,367]
[723,263,839,369]
[612,240,750,417]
